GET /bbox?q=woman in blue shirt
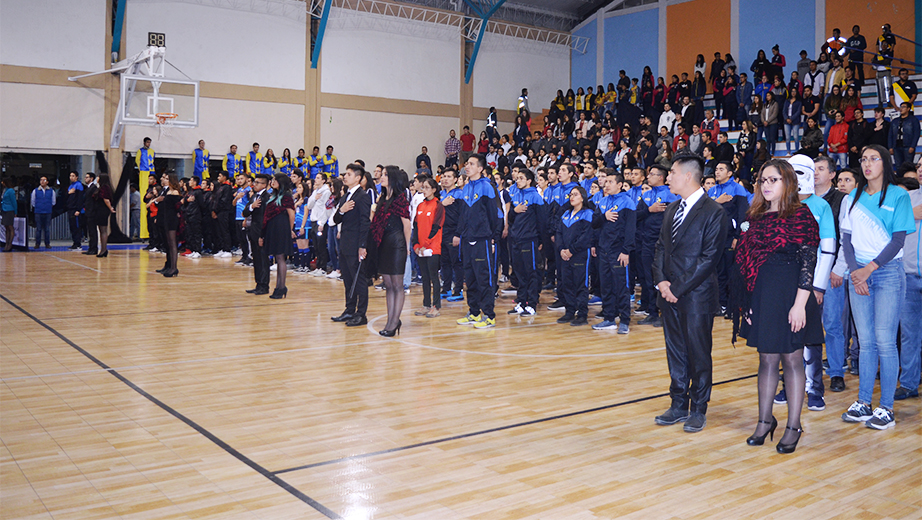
[840,145,917,430]
[556,186,594,326]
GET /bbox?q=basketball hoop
[155,112,178,139]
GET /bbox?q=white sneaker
[500,288,517,296]
[326,270,340,279]
[521,306,536,316]
[149,247,159,253]
[188,252,201,259]
[310,269,325,277]
[270,264,277,271]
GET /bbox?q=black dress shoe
[331,313,354,322]
[556,313,574,323]
[654,407,690,425]
[829,376,846,392]
[82,250,98,255]
[683,412,707,432]
[638,314,658,325]
[246,287,259,293]
[570,315,588,326]
[346,315,368,327]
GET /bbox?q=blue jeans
[327,226,339,271]
[783,123,800,154]
[823,280,847,378]
[849,260,905,410]
[34,212,51,247]
[804,344,824,397]
[758,124,778,155]
[893,147,915,168]
[830,153,847,169]
[899,273,922,391]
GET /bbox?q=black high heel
[776,426,803,454]
[379,319,401,337]
[96,250,108,257]
[269,287,288,299]
[162,268,178,277]
[746,416,777,446]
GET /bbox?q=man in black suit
[243,174,271,294]
[652,155,729,433]
[331,163,371,326]
[82,172,99,255]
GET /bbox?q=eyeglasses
[756,177,782,185]
[858,156,882,165]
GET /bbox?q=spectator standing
[845,25,867,84]
[827,111,849,168]
[444,129,461,168]
[459,126,476,165]
[2,178,17,251]
[782,91,803,155]
[847,111,873,168]
[891,68,919,110]
[796,50,810,81]
[840,145,916,430]
[416,146,432,172]
[770,44,786,80]
[129,183,140,240]
[193,140,209,179]
[895,179,921,401]
[889,102,921,167]
[66,172,84,249]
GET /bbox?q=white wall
[320,8,460,105]
[320,108,458,171]
[125,0,306,90]
[126,97,304,158]
[472,33,569,114]
[0,0,106,71]
[0,83,105,153]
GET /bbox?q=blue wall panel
[602,8,658,89]
[739,0,814,80]
[571,19,597,91]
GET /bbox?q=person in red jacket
[412,177,445,318]
[459,126,476,165]
[827,110,849,169]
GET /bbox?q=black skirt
[376,228,407,275]
[263,213,293,257]
[741,254,823,354]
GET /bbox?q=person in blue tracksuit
[508,167,548,316]
[439,168,464,301]
[455,154,504,328]
[246,143,263,177]
[541,165,560,289]
[637,164,680,326]
[625,167,650,308]
[556,185,595,326]
[193,140,209,180]
[548,163,580,310]
[592,174,637,332]
[707,161,752,314]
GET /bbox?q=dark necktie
[672,201,686,242]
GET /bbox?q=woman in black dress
[369,166,411,336]
[734,160,821,454]
[260,173,296,299]
[156,173,182,277]
[93,173,116,257]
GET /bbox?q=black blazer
[333,186,371,255]
[243,190,270,238]
[652,194,729,314]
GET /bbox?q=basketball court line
[0,293,342,520]
[36,252,104,273]
[271,372,759,475]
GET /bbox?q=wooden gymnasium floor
[1,249,920,520]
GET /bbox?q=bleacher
[699,73,922,159]
[540,74,922,161]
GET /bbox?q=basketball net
[156,112,178,139]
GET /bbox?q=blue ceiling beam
[463,0,506,84]
[310,0,334,69]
